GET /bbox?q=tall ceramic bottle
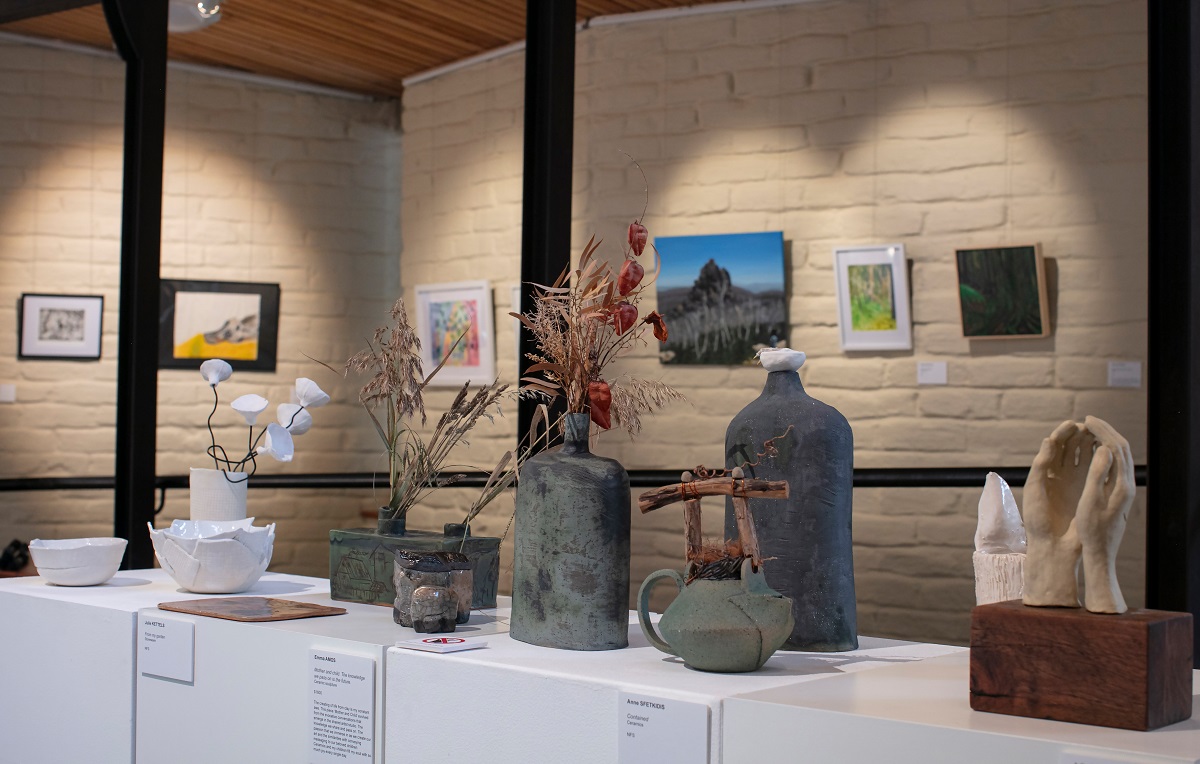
[510,412,631,650]
[724,349,857,651]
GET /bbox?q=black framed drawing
[159,279,280,371]
[18,293,104,360]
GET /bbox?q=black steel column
[103,0,168,568]
[516,0,576,450]
[1147,2,1200,665]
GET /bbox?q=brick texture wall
[0,38,399,576]
[399,0,1148,644]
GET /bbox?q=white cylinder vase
[189,467,249,521]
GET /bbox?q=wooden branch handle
[638,476,789,513]
[682,472,703,565]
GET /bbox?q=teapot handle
[637,569,685,656]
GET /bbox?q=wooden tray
[158,597,348,622]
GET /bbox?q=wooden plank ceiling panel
[0,0,730,97]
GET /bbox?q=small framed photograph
[18,293,104,360]
[159,279,280,371]
[955,245,1050,339]
[414,280,495,386]
[833,244,912,351]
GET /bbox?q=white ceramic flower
[295,378,330,408]
[231,394,269,425]
[256,422,294,462]
[276,403,313,436]
[200,359,233,386]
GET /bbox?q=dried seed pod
[612,302,638,334]
[618,260,644,295]
[588,380,612,430]
[627,221,648,256]
[642,310,668,342]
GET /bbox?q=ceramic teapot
[637,558,794,673]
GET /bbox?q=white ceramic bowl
[148,520,275,594]
[29,537,127,586]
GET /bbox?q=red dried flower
[627,221,648,256]
[618,260,644,295]
[612,302,638,334]
[588,380,612,429]
[642,310,668,342]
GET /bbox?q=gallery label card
[1107,361,1141,388]
[617,691,709,764]
[917,361,948,385]
[139,614,194,683]
[310,650,375,763]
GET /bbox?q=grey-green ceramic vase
[510,413,631,650]
[637,559,794,673]
[725,352,858,652]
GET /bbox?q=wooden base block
[970,600,1194,731]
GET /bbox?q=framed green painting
[955,245,1050,339]
[834,244,912,351]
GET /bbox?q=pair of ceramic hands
[1021,415,1136,614]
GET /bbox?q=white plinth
[0,569,326,764]
[134,594,511,764]
[723,652,1200,764]
[383,617,964,764]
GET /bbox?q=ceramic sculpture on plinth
[725,348,857,651]
[1022,416,1135,613]
[637,468,794,673]
[509,211,683,651]
[393,550,472,633]
[973,472,1026,605]
[329,299,510,610]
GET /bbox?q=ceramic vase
[725,356,858,651]
[510,413,631,650]
[329,517,500,609]
[188,467,248,521]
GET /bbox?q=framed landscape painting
[833,244,912,351]
[415,280,495,386]
[159,279,280,371]
[18,293,104,360]
[654,231,787,365]
[955,245,1050,339]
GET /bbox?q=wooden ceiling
[2,1,728,97]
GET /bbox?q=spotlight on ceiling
[168,1,221,34]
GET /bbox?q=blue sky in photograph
[654,231,785,292]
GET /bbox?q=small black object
[0,539,30,572]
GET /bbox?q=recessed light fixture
[168,0,222,34]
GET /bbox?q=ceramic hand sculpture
[1021,416,1135,613]
[973,472,1026,605]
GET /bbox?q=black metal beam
[102,0,167,569]
[516,0,576,451]
[0,0,97,24]
[1147,1,1200,665]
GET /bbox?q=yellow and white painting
[172,291,261,361]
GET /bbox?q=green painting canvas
[956,246,1047,338]
[847,264,896,331]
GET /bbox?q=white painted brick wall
[0,39,400,578]
[401,0,1148,645]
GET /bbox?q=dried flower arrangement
[199,358,330,478]
[345,299,509,522]
[513,212,684,436]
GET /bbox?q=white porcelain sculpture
[973,473,1026,605]
[1021,416,1136,614]
[148,518,274,593]
[188,467,249,521]
[28,537,127,586]
[756,347,806,372]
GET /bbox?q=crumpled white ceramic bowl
[29,537,127,586]
[148,518,275,593]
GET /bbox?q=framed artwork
[833,244,912,351]
[159,279,280,371]
[654,231,787,365]
[18,293,104,360]
[955,245,1050,339]
[414,280,495,386]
